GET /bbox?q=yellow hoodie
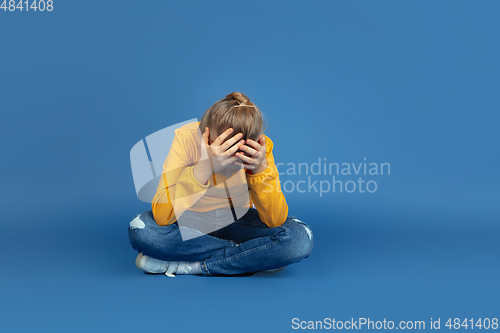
[151,121,288,228]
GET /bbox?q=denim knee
[128,211,159,251]
[280,216,314,262]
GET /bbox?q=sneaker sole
[262,266,287,273]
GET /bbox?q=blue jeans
[128,208,314,276]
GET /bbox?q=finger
[223,139,245,156]
[213,128,233,146]
[246,138,263,151]
[236,152,256,165]
[220,132,244,152]
[230,159,245,168]
[259,135,266,149]
[234,160,255,169]
[222,156,240,166]
[238,144,258,157]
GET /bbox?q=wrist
[252,162,269,175]
[193,160,212,185]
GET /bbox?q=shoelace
[164,261,192,278]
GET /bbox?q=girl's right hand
[194,127,245,185]
[202,127,245,173]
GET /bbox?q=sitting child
[128,92,313,277]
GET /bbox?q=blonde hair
[200,92,266,143]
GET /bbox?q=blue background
[1,0,499,332]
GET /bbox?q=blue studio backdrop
[1,1,499,332]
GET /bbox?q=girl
[128,92,313,277]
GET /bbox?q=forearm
[193,159,212,185]
[152,166,210,225]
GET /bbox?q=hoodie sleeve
[245,135,288,227]
[151,129,209,226]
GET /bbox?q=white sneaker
[262,266,287,273]
[135,253,193,278]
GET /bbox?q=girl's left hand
[234,135,269,174]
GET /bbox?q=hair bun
[226,92,250,104]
